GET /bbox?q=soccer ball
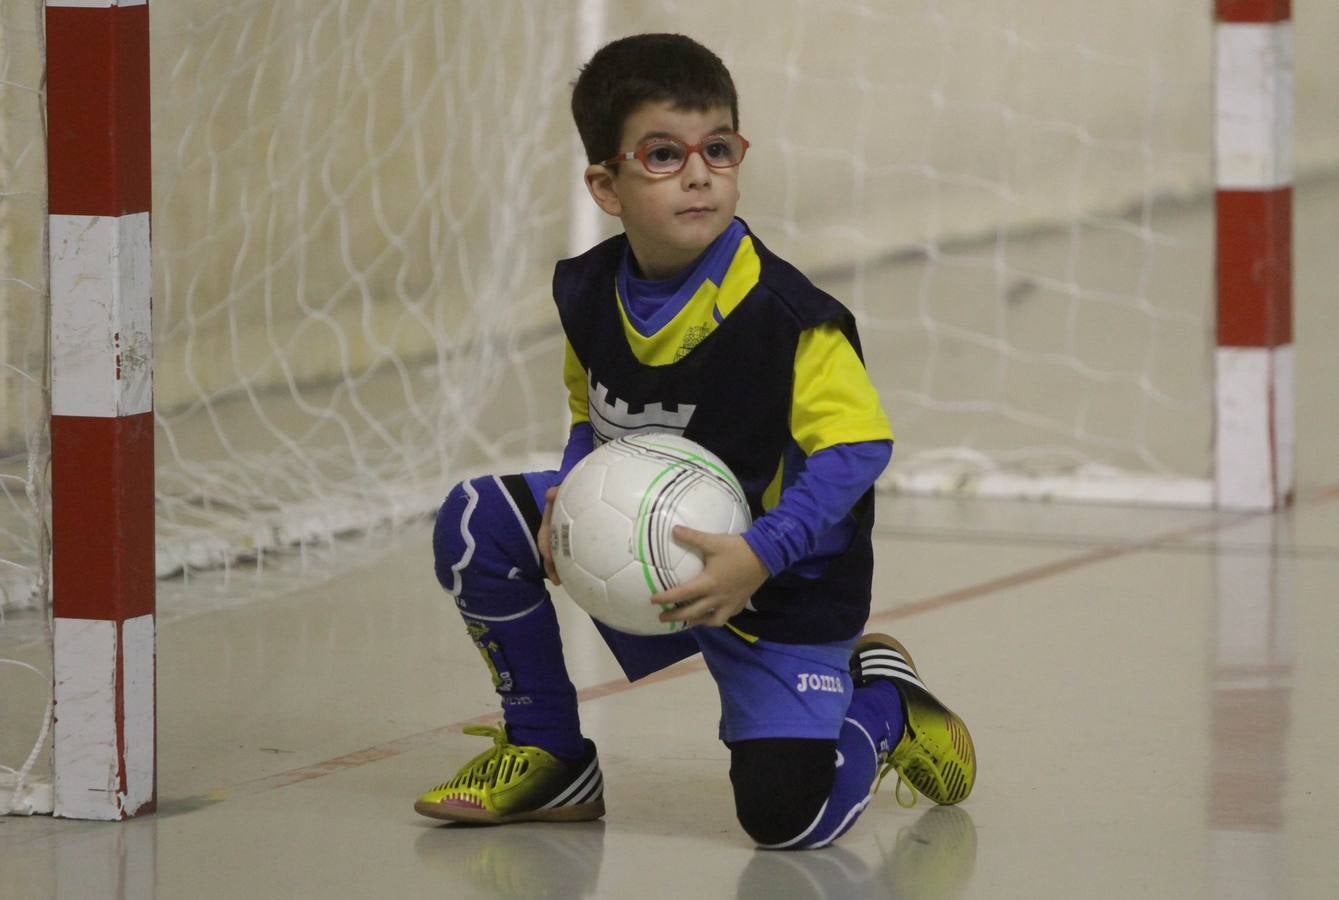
[550,433,752,636]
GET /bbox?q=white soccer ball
[550,433,752,636]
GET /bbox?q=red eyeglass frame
[600,133,750,174]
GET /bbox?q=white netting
[1,0,53,815]
[149,1,578,576]
[5,0,1339,814]
[658,0,1329,503]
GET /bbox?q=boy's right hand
[537,484,561,584]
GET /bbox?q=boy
[414,33,975,849]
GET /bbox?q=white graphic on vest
[587,372,697,442]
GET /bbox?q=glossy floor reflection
[5,482,1339,898]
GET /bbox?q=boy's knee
[729,738,836,848]
[432,475,548,610]
[432,478,481,591]
[433,476,525,590]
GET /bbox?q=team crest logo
[587,373,696,443]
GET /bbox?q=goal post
[1213,0,1294,511]
[47,0,156,820]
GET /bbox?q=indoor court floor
[5,486,1339,899]
[3,185,1338,899]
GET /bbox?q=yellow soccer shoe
[850,633,976,807]
[414,725,605,824]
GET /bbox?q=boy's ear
[584,164,623,217]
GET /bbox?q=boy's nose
[681,150,713,187]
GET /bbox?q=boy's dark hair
[571,34,739,165]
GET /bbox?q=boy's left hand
[651,527,769,629]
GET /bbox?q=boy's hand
[652,527,769,629]
[538,485,561,584]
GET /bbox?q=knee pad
[432,475,546,615]
[729,738,837,848]
[433,479,475,592]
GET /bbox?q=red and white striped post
[46,0,155,820]
[1214,0,1294,511]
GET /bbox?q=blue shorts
[599,611,856,743]
[523,470,858,744]
[694,628,856,743]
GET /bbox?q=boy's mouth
[678,206,715,216]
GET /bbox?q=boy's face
[584,101,741,280]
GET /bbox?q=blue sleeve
[741,440,892,576]
[558,422,596,481]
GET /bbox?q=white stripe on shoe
[541,756,603,809]
[569,770,603,806]
[858,649,926,690]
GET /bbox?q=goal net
[4,0,1338,815]
[2,0,52,815]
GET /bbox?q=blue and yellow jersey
[553,220,887,643]
[562,229,892,518]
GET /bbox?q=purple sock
[435,475,586,762]
[794,680,905,848]
[463,599,587,762]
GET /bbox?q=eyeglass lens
[641,134,746,174]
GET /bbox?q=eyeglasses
[602,132,750,175]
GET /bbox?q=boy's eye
[703,138,731,160]
[644,142,684,168]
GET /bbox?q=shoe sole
[855,632,976,805]
[414,796,606,825]
[896,683,975,805]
